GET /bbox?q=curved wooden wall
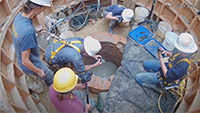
[0,0,199,112]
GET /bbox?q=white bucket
[156,21,172,39]
[163,31,178,51]
[57,20,69,33]
[134,7,149,23]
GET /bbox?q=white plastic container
[156,21,172,39]
[134,7,149,23]
[163,31,178,51]
[57,20,69,33]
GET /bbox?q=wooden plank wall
[0,0,199,112]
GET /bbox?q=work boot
[108,20,116,34]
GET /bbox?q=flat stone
[103,36,177,113]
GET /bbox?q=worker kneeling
[102,4,134,33]
[135,33,198,92]
[45,36,102,73]
[49,68,95,113]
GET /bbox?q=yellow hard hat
[53,68,78,93]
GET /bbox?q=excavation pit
[84,41,124,79]
[83,33,127,93]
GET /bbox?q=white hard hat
[84,36,101,56]
[30,0,51,7]
[122,9,134,22]
[174,33,198,53]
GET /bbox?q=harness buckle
[156,72,180,91]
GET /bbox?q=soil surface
[73,18,132,38]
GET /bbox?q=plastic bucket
[134,7,149,23]
[162,31,178,51]
[57,20,69,33]
[156,21,172,39]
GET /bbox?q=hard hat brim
[122,9,134,22]
[84,37,93,56]
[53,74,78,93]
[53,68,79,93]
[30,0,51,7]
[84,36,101,56]
[174,40,198,53]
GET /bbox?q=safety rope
[184,59,199,90]
[158,59,199,113]
[158,91,164,113]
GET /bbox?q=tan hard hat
[174,33,197,53]
[122,9,134,22]
[84,36,102,56]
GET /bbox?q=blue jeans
[136,59,160,86]
[28,62,54,86]
[73,90,96,110]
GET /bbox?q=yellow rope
[158,59,199,113]
[158,91,164,113]
[184,59,199,90]
[172,59,199,112]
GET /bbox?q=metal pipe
[97,0,100,11]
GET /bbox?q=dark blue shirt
[160,50,190,83]
[45,37,85,72]
[105,4,125,16]
[12,13,43,74]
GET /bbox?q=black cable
[69,7,96,30]
[50,0,84,32]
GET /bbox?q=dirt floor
[73,18,132,38]
[38,18,132,113]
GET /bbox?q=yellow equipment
[49,39,82,64]
[53,68,78,93]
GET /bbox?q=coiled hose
[69,5,98,30]
[158,59,199,113]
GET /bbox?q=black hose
[69,7,96,30]
[51,0,84,31]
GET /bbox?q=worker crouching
[102,4,134,33]
[135,33,198,91]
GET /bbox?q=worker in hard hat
[45,36,102,73]
[12,0,54,85]
[49,68,95,113]
[135,33,198,91]
[102,4,134,33]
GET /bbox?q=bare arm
[85,59,102,71]
[22,49,45,77]
[105,12,119,21]
[85,103,92,113]
[158,53,168,77]
[165,51,173,57]
[160,47,173,57]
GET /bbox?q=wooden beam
[131,0,136,9]
[123,0,136,9]
[112,0,117,5]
